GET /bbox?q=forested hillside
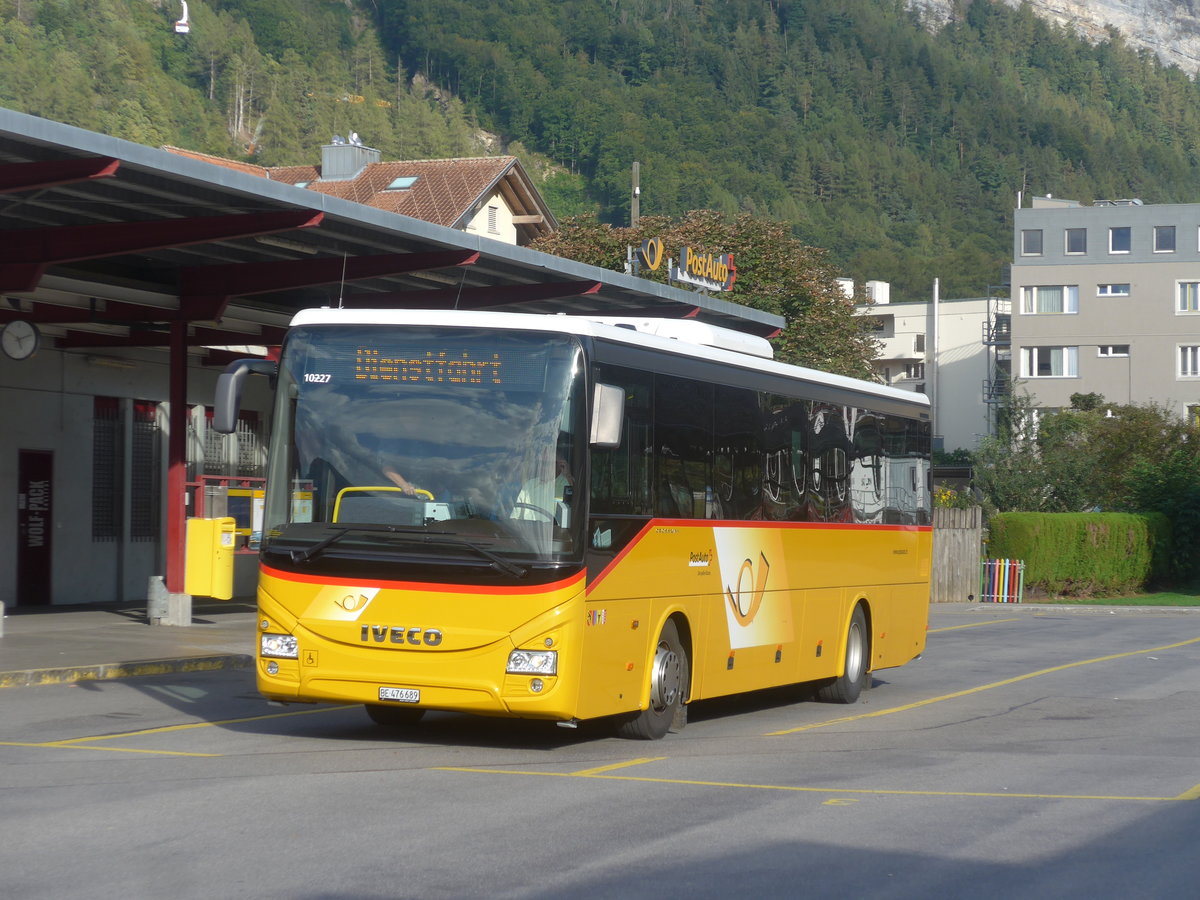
[7,0,1200,299]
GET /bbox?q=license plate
[378,687,420,703]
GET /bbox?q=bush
[987,512,1166,596]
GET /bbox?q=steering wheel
[512,502,557,523]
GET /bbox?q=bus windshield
[261,325,586,573]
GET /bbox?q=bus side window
[714,384,763,520]
[654,374,713,518]
[590,366,654,516]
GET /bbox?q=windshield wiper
[424,535,527,578]
[284,525,526,577]
[287,524,448,563]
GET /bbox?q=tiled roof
[161,146,269,178]
[164,146,555,242]
[270,157,519,229]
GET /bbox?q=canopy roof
[0,108,782,364]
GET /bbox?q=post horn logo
[335,593,371,612]
[725,552,770,626]
[639,237,664,271]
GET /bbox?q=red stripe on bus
[259,563,585,596]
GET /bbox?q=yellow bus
[215,309,931,739]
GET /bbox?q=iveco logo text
[360,625,443,646]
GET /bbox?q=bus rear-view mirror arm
[214,358,277,434]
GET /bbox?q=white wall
[0,346,267,608]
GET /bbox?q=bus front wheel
[816,605,868,704]
[365,704,426,727]
[616,619,688,740]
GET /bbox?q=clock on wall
[2,319,41,360]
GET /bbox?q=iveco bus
[215,309,931,739]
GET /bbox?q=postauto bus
[214,308,931,739]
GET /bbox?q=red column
[166,321,188,593]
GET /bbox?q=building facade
[0,108,781,611]
[1011,195,1200,420]
[855,284,1009,454]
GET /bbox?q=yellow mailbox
[185,516,237,600]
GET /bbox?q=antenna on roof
[174,0,190,34]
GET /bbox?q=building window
[1097,345,1130,357]
[1179,346,1200,378]
[903,362,925,379]
[1021,229,1043,256]
[130,400,161,541]
[1021,285,1078,314]
[1188,404,1200,427]
[1065,228,1087,254]
[92,397,121,541]
[1022,346,1078,378]
[487,205,499,233]
[1109,226,1131,254]
[1097,284,1130,297]
[1155,225,1176,253]
[385,175,418,191]
[1178,282,1200,313]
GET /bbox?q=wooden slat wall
[932,506,982,603]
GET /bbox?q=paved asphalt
[0,598,1193,689]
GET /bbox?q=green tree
[533,209,879,378]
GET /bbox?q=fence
[931,506,983,603]
[980,558,1025,603]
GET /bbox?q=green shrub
[987,512,1165,596]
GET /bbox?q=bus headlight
[506,649,557,675]
[261,633,299,659]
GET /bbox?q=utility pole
[931,277,940,452]
[631,161,640,227]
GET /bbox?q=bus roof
[288,307,930,413]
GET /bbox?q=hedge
[986,512,1170,596]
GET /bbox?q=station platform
[0,599,256,688]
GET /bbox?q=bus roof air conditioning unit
[588,317,774,359]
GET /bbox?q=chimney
[320,138,380,181]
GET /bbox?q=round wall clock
[2,319,41,360]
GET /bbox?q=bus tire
[616,618,688,740]
[365,704,426,727]
[816,605,868,704]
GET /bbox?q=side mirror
[214,358,276,433]
[590,382,625,448]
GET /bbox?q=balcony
[982,317,1011,346]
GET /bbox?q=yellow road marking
[434,766,1180,802]
[769,634,1200,736]
[1,704,348,758]
[1176,783,1200,801]
[571,757,665,776]
[929,618,1020,633]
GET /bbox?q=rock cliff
[910,0,1200,75]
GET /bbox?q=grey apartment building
[1011,195,1200,422]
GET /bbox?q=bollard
[147,575,168,624]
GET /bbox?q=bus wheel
[365,704,426,727]
[616,619,688,740]
[816,606,868,704]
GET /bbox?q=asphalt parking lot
[3,603,1199,899]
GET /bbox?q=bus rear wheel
[816,605,868,704]
[365,704,426,727]
[616,619,688,740]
